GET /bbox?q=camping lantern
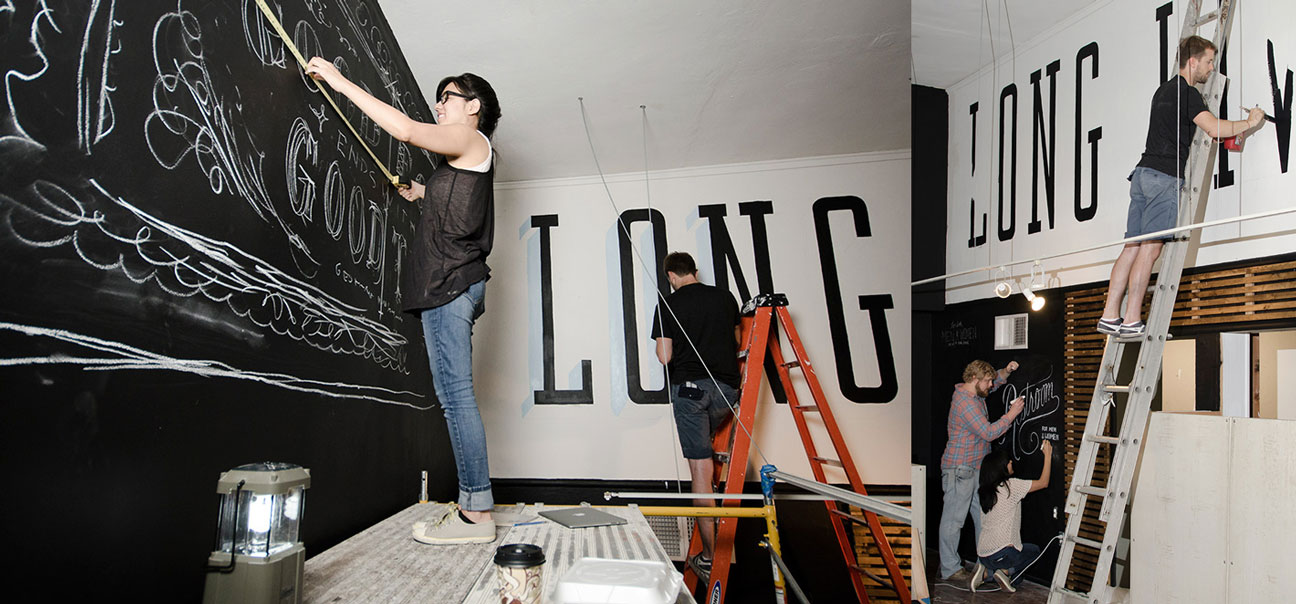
[203,462,311,604]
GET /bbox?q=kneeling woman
[973,440,1052,592]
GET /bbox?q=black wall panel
[0,1,449,598]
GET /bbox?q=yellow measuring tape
[252,0,407,189]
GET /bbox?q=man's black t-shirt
[650,283,741,388]
[1136,75,1210,179]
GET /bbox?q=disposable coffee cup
[494,543,545,604]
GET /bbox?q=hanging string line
[576,97,771,470]
[640,105,686,494]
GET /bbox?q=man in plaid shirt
[938,360,1024,582]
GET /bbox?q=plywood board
[1226,418,1296,601]
[1131,413,1229,603]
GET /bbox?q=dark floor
[929,578,1049,603]
[923,549,1048,603]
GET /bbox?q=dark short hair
[1179,35,1217,68]
[437,73,501,137]
[663,252,697,277]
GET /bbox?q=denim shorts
[1125,166,1181,239]
[671,380,738,459]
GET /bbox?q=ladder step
[812,457,844,468]
[1085,434,1120,446]
[1101,384,1131,394]
[1076,485,1106,499]
[1069,534,1103,550]
[795,404,819,411]
[1193,9,1220,26]
[782,360,801,369]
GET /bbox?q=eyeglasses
[438,90,474,105]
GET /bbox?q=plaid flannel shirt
[940,374,1012,469]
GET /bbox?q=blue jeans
[938,465,983,578]
[420,280,492,511]
[980,543,1041,584]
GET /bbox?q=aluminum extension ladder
[683,293,909,603]
[1047,1,1235,602]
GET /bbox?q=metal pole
[637,506,771,519]
[767,470,911,524]
[604,491,911,503]
[759,539,810,604]
[911,205,1296,287]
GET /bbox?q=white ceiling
[912,0,1102,89]
[377,0,910,183]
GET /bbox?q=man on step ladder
[1098,35,1267,338]
[650,251,743,582]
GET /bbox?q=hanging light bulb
[993,267,1011,298]
[1022,286,1046,311]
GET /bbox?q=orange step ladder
[683,293,909,603]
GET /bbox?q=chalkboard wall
[1,1,450,598]
[926,293,1066,583]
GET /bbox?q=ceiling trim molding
[495,149,912,190]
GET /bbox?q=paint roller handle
[1239,106,1273,125]
[397,181,425,202]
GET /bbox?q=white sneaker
[993,569,1016,593]
[969,563,987,592]
[412,504,496,545]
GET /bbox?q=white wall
[944,0,1296,304]
[472,152,911,485]
[1220,332,1251,417]
[1258,330,1296,418]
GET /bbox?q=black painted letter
[618,209,669,404]
[1075,42,1101,222]
[998,84,1018,241]
[1029,60,1060,234]
[531,214,594,405]
[812,196,898,404]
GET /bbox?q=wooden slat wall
[852,503,911,603]
[1061,257,1296,590]
[1172,260,1296,327]
[1063,285,1114,591]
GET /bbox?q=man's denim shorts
[1125,166,1182,239]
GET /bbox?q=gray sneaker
[1118,321,1146,337]
[412,504,496,545]
[993,569,1016,592]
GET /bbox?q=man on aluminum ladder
[1098,35,1267,337]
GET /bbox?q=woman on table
[306,57,501,544]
